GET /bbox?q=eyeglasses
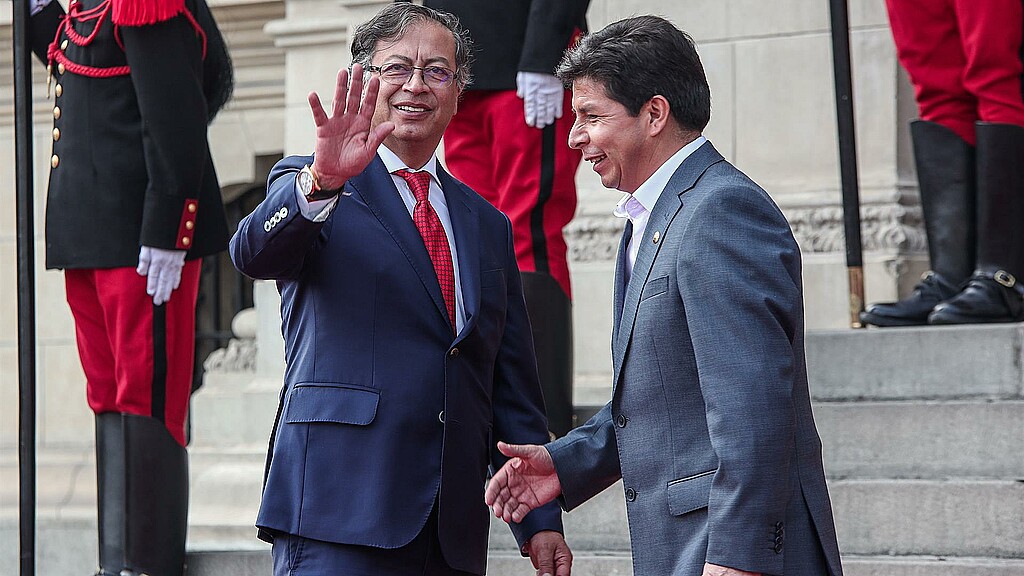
[367,63,456,87]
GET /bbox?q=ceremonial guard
[28,0,233,574]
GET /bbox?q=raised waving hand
[308,64,395,189]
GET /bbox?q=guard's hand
[308,64,395,189]
[29,0,54,16]
[516,72,564,128]
[136,246,186,306]
[485,441,562,524]
[524,530,572,576]
[702,563,761,576]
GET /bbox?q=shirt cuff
[30,0,53,16]
[294,177,338,222]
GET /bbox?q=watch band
[302,165,344,201]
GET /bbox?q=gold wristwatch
[297,164,344,201]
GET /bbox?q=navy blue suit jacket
[230,154,561,574]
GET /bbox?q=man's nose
[403,70,430,92]
[567,121,585,149]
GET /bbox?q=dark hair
[557,15,710,132]
[350,2,473,88]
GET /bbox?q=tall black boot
[95,413,189,576]
[930,122,1024,324]
[521,272,574,438]
[861,120,976,326]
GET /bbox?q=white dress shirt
[295,145,467,333]
[613,135,706,283]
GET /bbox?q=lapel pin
[653,231,661,244]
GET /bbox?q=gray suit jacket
[547,141,844,575]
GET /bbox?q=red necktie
[394,169,456,330]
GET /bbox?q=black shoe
[928,269,1024,324]
[859,271,959,327]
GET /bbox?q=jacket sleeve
[488,214,564,547]
[546,401,622,511]
[518,0,589,74]
[29,0,64,64]
[229,154,331,280]
[677,182,803,575]
[120,15,209,252]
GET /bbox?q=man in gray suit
[485,16,844,576]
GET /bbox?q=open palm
[308,64,394,188]
[485,441,563,524]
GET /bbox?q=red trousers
[65,261,202,446]
[886,0,1024,145]
[443,90,581,298]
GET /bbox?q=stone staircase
[2,323,1022,575]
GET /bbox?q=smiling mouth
[585,154,606,167]
[395,104,430,113]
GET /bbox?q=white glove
[136,246,186,306]
[516,71,564,129]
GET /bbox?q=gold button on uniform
[185,221,194,230]
[187,203,197,214]
[50,155,59,168]
[181,237,191,247]
[53,106,61,119]
[55,84,63,97]
[52,127,60,141]
[57,63,65,74]
[652,231,661,243]
[60,39,69,50]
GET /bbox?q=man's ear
[645,95,671,137]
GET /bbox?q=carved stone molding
[786,203,926,254]
[565,213,624,263]
[565,202,928,264]
[204,338,258,374]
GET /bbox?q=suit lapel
[611,220,631,349]
[612,141,725,387]
[349,156,450,327]
[438,168,480,340]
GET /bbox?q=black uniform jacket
[421,0,589,91]
[31,0,229,270]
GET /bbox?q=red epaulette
[110,0,186,26]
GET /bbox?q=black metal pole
[828,0,865,328]
[13,0,38,574]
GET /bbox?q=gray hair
[350,2,474,88]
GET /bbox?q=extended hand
[308,64,395,189]
[524,530,572,576]
[702,563,761,576]
[136,246,186,306]
[485,441,562,523]
[516,71,564,128]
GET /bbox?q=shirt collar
[378,144,441,187]
[613,135,707,220]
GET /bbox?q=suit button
[438,411,445,423]
[616,414,628,428]
[52,128,60,142]
[773,542,783,554]
[449,347,459,357]
[53,106,61,119]
[624,487,636,502]
[55,84,63,97]
[50,155,59,168]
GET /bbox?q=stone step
[815,400,1024,479]
[185,549,635,576]
[806,323,1024,401]
[843,555,1024,576]
[832,479,1024,558]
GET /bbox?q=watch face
[297,167,315,196]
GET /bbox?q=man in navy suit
[485,16,844,576]
[230,4,570,575]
